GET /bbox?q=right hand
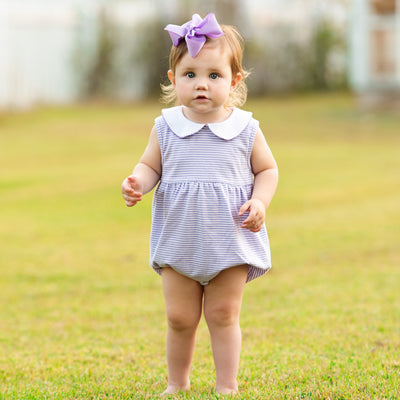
[121,175,144,207]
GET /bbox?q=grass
[0,93,399,399]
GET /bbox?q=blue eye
[210,73,219,79]
[186,72,195,78]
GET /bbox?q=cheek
[175,80,189,92]
[217,81,233,95]
[174,82,191,100]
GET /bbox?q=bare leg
[161,267,203,394]
[203,265,248,395]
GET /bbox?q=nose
[195,77,208,90]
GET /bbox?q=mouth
[195,95,209,100]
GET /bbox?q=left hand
[239,198,266,232]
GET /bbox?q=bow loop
[165,13,224,58]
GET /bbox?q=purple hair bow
[164,13,225,58]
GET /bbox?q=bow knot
[165,13,225,58]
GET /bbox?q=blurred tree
[205,0,238,25]
[73,1,348,101]
[214,0,238,24]
[131,0,241,98]
[131,17,171,98]
[244,17,347,95]
[82,7,117,99]
[304,18,347,91]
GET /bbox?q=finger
[241,218,254,229]
[122,179,134,194]
[125,198,141,207]
[122,192,142,201]
[242,214,262,230]
[122,183,142,198]
[122,175,136,188]
[239,201,251,216]
[127,175,142,191]
[243,222,262,232]
[242,206,257,224]
[127,175,136,184]
[252,222,263,232]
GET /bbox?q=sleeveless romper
[150,106,271,285]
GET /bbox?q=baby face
[168,41,241,123]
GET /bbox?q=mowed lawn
[0,93,399,399]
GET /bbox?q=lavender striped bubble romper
[150,106,271,285]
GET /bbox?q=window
[369,0,397,80]
[370,29,396,77]
[370,0,396,15]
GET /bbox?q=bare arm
[121,125,162,207]
[239,128,278,232]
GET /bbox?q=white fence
[0,1,159,110]
[0,3,84,109]
[0,0,349,110]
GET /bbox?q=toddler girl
[121,13,278,395]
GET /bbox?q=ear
[231,73,242,90]
[168,70,176,86]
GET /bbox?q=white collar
[161,106,253,140]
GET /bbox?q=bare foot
[215,387,238,396]
[161,385,190,396]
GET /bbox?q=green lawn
[0,93,399,399]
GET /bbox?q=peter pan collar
[161,106,253,140]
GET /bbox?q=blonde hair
[161,24,249,107]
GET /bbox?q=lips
[195,95,209,100]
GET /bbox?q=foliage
[245,19,348,95]
[74,6,348,101]
[1,94,399,399]
[78,7,119,99]
[75,11,171,100]
[303,19,348,90]
[131,17,171,98]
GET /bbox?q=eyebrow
[181,65,224,72]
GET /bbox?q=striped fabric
[150,106,271,285]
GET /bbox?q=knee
[204,304,239,329]
[167,309,200,332]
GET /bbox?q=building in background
[0,0,349,110]
[0,0,159,109]
[0,2,81,109]
[349,0,400,107]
